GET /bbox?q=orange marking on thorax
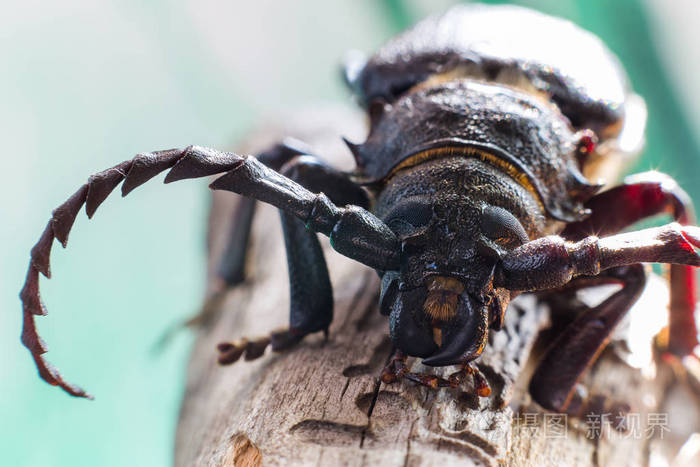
[387,146,543,208]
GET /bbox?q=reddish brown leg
[563,171,698,356]
[447,363,492,397]
[380,349,491,396]
[381,349,451,389]
[529,264,646,413]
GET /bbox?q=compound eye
[385,199,434,237]
[480,205,529,247]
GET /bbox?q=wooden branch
[174,107,693,466]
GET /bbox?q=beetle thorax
[375,155,549,365]
[376,156,547,290]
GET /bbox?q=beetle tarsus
[404,372,451,389]
[381,350,490,394]
[217,340,249,365]
[217,335,273,365]
[447,364,491,396]
[269,328,304,352]
[217,328,311,365]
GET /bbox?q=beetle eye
[385,200,433,236]
[480,206,529,246]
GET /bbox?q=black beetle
[21,4,700,414]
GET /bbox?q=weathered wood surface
[174,107,695,466]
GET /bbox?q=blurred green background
[2,1,699,465]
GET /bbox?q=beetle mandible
[21,4,700,414]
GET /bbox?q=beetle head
[376,156,540,366]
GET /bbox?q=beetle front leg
[278,155,370,334]
[496,223,700,293]
[496,222,700,412]
[217,154,371,364]
[209,155,400,271]
[563,171,698,356]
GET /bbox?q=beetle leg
[191,140,362,328]
[277,154,370,339]
[495,222,700,411]
[158,141,311,345]
[217,154,370,363]
[562,171,694,240]
[496,223,700,293]
[380,349,492,395]
[217,328,304,365]
[381,350,451,389]
[208,154,399,271]
[528,265,646,413]
[562,171,698,356]
[214,138,312,288]
[21,145,397,398]
[447,363,492,397]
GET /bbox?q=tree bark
[174,107,696,466]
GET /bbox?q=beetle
[20,4,700,415]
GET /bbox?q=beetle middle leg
[216,152,371,364]
[529,264,646,414]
